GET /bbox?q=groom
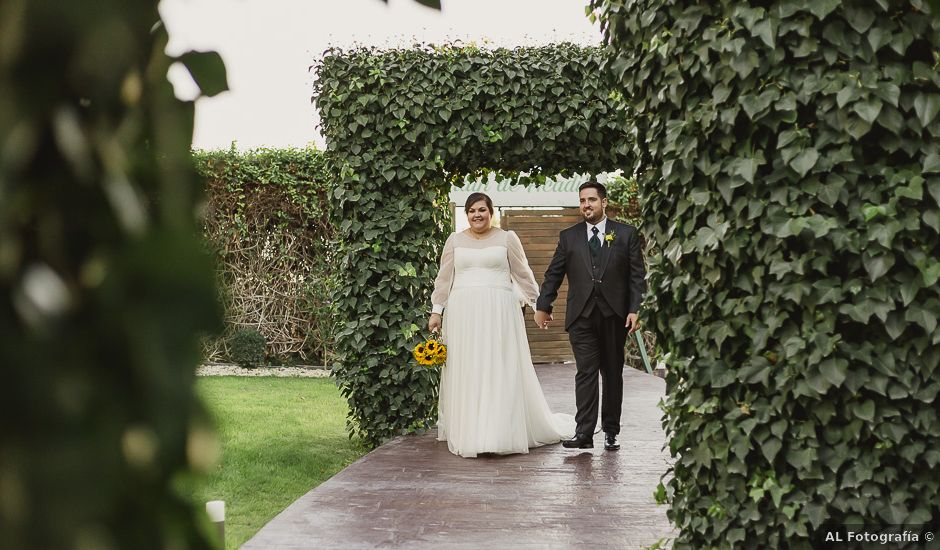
[534,180,646,451]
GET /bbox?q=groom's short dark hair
[579,179,607,199]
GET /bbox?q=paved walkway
[243,364,674,549]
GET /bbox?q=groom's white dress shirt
[586,217,608,241]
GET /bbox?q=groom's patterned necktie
[589,226,601,258]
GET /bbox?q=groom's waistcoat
[583,254,616,318]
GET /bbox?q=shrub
[605,174,642,227]
[229,328,267,368]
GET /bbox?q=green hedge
[195,147,336,366]
[0,2,227,548]
[313,43,631,447]
[606,174,643,227]
[593,0,940,546]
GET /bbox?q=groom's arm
[536,232,568,313]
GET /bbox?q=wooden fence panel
[501,208,581,363]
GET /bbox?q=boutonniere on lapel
[604,231,615,247]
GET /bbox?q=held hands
[625,313,640,334]
[428,312,442,334]
[534,310,553,330]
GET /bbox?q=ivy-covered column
[593,0,940,546]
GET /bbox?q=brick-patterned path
[243,364,674,549]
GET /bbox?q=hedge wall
[195,147,336,366]
[592,0,940,546]
[313,43,631,447]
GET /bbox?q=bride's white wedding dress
[430,229,575,457]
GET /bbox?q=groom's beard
[582,209,603,224]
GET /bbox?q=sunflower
[413,335,446,367]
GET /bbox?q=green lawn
[184,377,366,549]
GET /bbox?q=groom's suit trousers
[568,306,628,436]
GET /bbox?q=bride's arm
[507,230,539,308]
[430,233,456,315]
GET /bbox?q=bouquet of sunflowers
[413,333,446,367]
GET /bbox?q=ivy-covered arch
[313,43,631,446]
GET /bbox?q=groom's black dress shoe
[604,433,620,451]
[562,433,593,449]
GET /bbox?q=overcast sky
[159,0,602,150]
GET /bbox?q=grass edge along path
[179,376,366,549]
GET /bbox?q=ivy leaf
[895,176,923,200]
[785,447,815,470]
[819,175,845,206]
[805,215,837,237]
[815,280,844,304]
[868,26,891,51]
[691,189,710,205]
[918,258,940,287]
[777,129,800,148]
[862,203,887,221]
[846,118,872,139]
[804,503,828,530]
[807,0,840,19]
[820,358,848,386]
[914,93,940,127]
[929,179,940,205]
[739,91,776,120]
[788,148,819,177]
[752,18,777,49]
[879,503,910,524]
[924,210,940,233]
[899,274,922,307]
[863,251,895,282]
[853,400,876,422]
[844,6,876,33]
[730,157,761,183]
[396,262,417,278]
[761,438,782,462]
[806,371,833,394]
[884,312,906,340]
[924,153,940,174]
[176,51,229,97]
[875,82,901,107]
[877,105,905,135]
[853,99,882,124]
[653,483,667,505]
[836,85,858,108]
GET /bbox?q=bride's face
[466,200,492,233]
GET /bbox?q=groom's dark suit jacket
[536,219,646,330]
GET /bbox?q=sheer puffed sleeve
[430,233,456,314]
[507,230,539,308]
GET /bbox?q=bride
[428,192,575,458]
